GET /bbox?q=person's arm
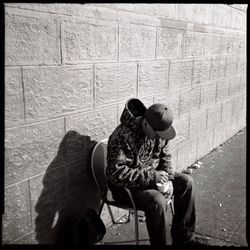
[156,140,175,180]
[106,134,157,189]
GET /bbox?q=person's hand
[155,171,169,184]
[163,181,173,199]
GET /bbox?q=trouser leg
[109,184,171,245]
[132,189,171,245]
[171,172,196,244]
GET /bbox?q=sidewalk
[101,128,247,246]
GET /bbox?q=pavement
[100,127,247,246]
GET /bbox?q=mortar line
[59,17,63,65]
[93,64,96,110]
[117,23,120,62]
[136,63,139,98]
[27,179,34,231]
[21,67,26,123]
[167,60,171,91]
[63,116,66,135]
[155,27,157,60]
[191,57,195,86]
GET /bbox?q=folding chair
[91,138,174,245]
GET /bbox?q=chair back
[91,139,109,200]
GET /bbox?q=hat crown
[144,103,173,132]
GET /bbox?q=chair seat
[104,199,137,210]
[104,196,173,210]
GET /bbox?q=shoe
[173,236,209,246]
[185,239,209,246]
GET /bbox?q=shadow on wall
[34,130,100,244]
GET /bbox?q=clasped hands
[155,170,173,199]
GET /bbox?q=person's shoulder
[109,124,132,142]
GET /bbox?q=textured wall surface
[4,3,247,244]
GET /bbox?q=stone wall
[4,3,247,244]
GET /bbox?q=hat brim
[155,126,176,140]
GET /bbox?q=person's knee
[182,174,194,189]
[146,191,167,212]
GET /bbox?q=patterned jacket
[106,98,175,189]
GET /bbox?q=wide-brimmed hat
[144,103,176,140]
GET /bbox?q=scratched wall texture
[4,3,247,244]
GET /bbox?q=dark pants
[109,172,196,245]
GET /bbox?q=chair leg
[170,199,175,216]
[98,200,105,216]
[127,210,131,222]
[133,209,139,245]
[107,204,116,224]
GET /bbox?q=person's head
[142,103,176,140]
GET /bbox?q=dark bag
[73,209,106,245]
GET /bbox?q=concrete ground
[100,128,247,246]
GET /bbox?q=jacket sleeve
[156,140,175,180]
[106,133,157,189]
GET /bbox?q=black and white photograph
[2,2,247,246]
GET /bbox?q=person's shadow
[34,130,101,244]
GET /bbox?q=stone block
[169,59,193,90]
[156,28,183,59]
[236,109,246,130]
[173,113,189,146]
[23,65,93,122]
[177,4,213,25]
[225,56,239,76]
[230,7,246,30]
[62,18,118,63]
[176,138,197,171]
[5,67,25,128]
[213,123,228,148]
[180,86,200,115]
[216,78,229,101]
[189,109,207,140]
[229,76,241,96]
[240,75,246,93]
[154,90,180,118]
[207,103,222,130]
[138,61,169,97]
[212,5,232,28]
[238,56,246,75]
[95,63,137,106]
[197,130,214,160]
[227,116,238,138]
[2,181,32,244]
[219,36,236,55]
[200,83,217,108]
[204,34,221,56]
[153,4,179,19]
[5,118,65,186]
[193,58,211,85]
[166,141,178,172]
[232,94,244,117]
[211,56,226,81]
[221,98,233,123]
[235,38,246,55]
[183,31,205,57]
[5,13,60,65]
[66,107,118,142]
[119,23,156,60]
